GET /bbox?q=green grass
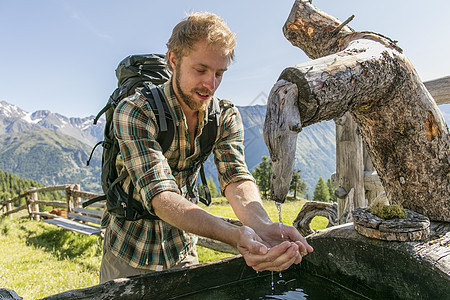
[0,198,328,299]
[0,215,102,299]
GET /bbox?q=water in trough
[175,268,366,299]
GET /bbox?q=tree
[289,169,307,199]
[198,177,218,199]
[252,156,273,199]
[206,177,217,198]
[313,177,330,202]
[326,178,337,202]
[0,169,61,206]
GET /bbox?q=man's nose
[203,73,216,91]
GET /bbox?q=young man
[100,12,313,283]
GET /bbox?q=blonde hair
[166,12,236,71]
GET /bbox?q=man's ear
[167,51,177,70]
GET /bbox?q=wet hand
[248,241,302,272]
[235,226,310,272]
[257,222,313,255]
[252,222,313,269]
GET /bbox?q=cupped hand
[256,222,314,257]
[235,225,311,272]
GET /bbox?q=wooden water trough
[38,222,449,299]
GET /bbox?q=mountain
[0,101,104,146]
[1,100,447,198]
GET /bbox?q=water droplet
[275,202,283,224]
[271,271,275,291]
[276,202,285,239]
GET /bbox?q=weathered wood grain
[293,201,338,236]
[335,112,365,215]
[304,222,450,298]
[264,80,301,202]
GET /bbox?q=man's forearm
[225,180,272,231]
[152,191,240,247]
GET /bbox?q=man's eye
[195,69,205,73]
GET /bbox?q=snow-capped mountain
[0,101,104,146]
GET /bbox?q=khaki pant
[99,243,199,284]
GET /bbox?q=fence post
[73,184,81,209]
[31,191,40,221]
[25,192,33,220]
[66,185,73,212]
[6,200,12,219]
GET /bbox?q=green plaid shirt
[102,79,254,271]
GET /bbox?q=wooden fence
[0,184,105,235]
[1,184,100,218]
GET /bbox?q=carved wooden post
[335,112,365,218]
[264,80,302,203]
[264,0,450,221]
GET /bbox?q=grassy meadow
[0,198,328,299]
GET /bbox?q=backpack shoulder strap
[198,96,221,158]
[140,82,174,153]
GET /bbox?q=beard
[174,67,212,112]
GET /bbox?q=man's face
[169,40,229,112]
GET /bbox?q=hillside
[0,129,101,192]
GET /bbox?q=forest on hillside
[0,169,62,206]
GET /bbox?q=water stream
[272,202,285,291]
[275,202,283,225]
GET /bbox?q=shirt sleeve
[113,94,180,212]
[214,102,255,194]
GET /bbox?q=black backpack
[85,54,219,221]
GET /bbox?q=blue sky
[1,0,449,118]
